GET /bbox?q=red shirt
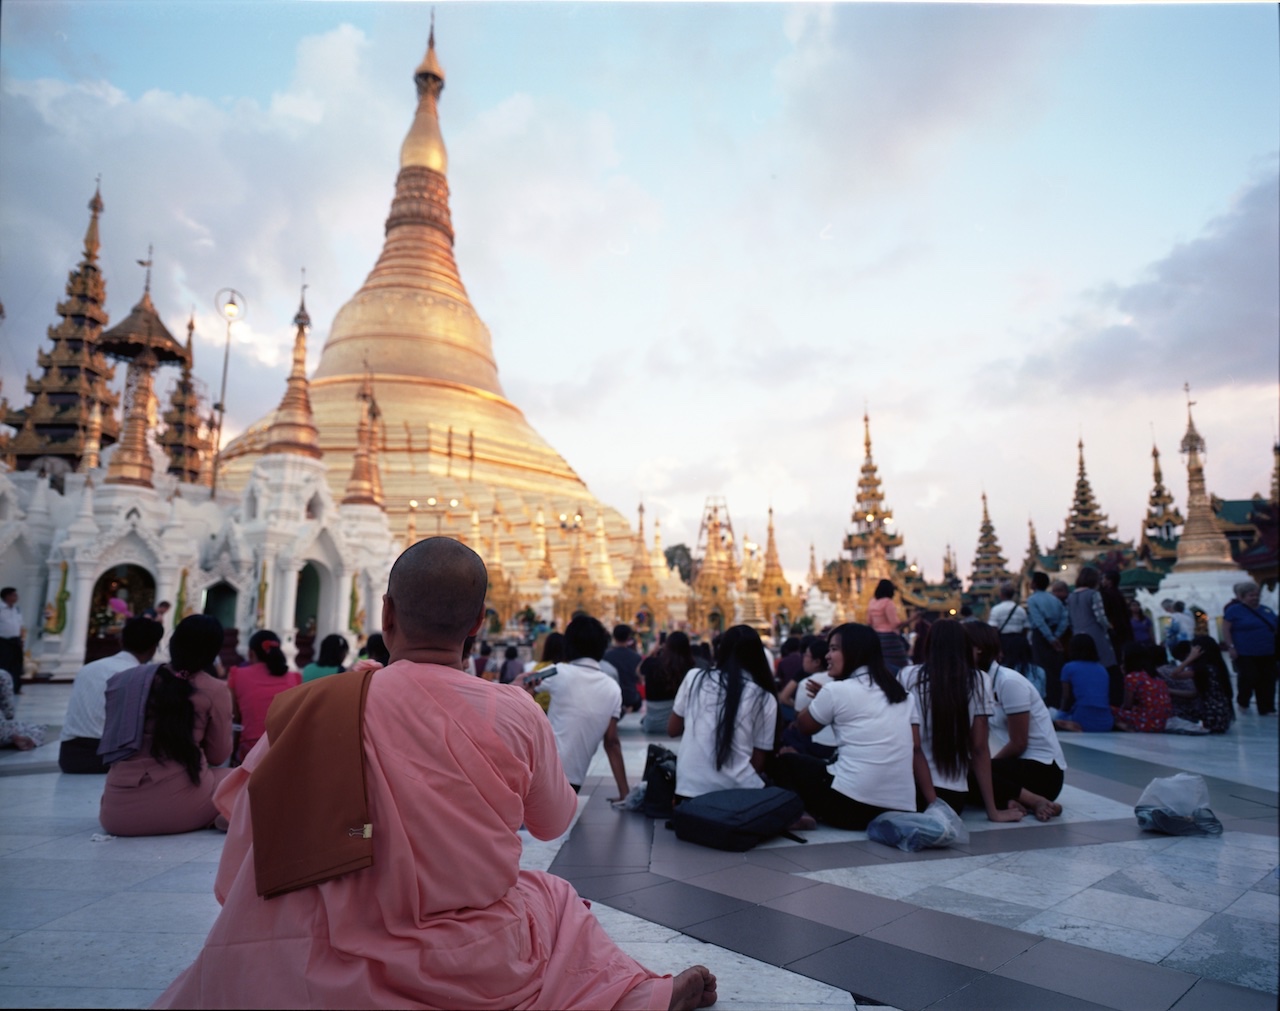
[228,661,302,760]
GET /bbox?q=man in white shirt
[0,587,24,694]
[987,582,1031,667]
[59,617,164,773]
[537,615,630,801]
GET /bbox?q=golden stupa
[219,28,640,581]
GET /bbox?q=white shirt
[61,651,145,741]
[542,659,623,786]
[672,668,777,798]
[0,601,22,639]
[795,672,838,747]
[898,663,994,793]
[808,669,917,811]
[988,601,1029,635]
[987,662,1066,770]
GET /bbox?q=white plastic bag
[866,799,971,852]
[1134,773,1223,836]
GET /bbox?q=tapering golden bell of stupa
[218,26,635,574]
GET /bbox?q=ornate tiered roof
[1,186,121,473]
[264,292,324,461]
[1137,442,1183,568]
[157,316,213,484]
[1052,440,1122,563]
[968,493,1011,609]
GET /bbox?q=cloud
[1013,163,1280,396]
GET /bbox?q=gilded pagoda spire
[158,314,212,484]
[1054,439,1119,558]
[620,503,667,630]
[807,543,820,588]
[340,371,384,511]
[759,506,798,627]
[969,492,1010,605]
[80,400,103,473]
[2,183,121,471]
[263,289,323,459]
[1172,387,1236,573]
[845,411,903,561]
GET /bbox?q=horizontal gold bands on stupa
[311,372,514,409]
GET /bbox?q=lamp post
[424,496,459,536]
[210,288,245,498]
[406,500,418,545]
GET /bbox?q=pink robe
[155,661,672,1010]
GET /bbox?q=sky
[1,1,1276,588]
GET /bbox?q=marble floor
[1,683,1276,1010]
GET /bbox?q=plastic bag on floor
[866,799,971,852]
[1134,773,1224,836]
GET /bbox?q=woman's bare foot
[1033,800,1063,822]
[11,735,36,751]
[670,965,717,1009]
[789,814,817,832]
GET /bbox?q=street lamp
[423,496,459,535]
[406,500,418,545]
[210,288,246,498]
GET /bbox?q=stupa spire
[158,313,212,484]
[845,410,903,564]
[2,183,121,471]
[263,285,323,459]
[342,390,383,508]
[1172,387,1235,573]
[1054,439,1118,555]
[969,492,1010,603]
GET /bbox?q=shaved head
[386,537,488,647]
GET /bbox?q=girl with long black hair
[228,629,301,762]
[775,623,917,829]
[898,619,1023,822]
[668,624,778,799]
[640,630,695,733]
[99,615,233,836]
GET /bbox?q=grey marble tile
[987,849,1120,890]
[801,854,1002,901]
[904,885,1041,930]
[1016,909,1184,963]
[604,880,753,929]
[995,938,1198,1011]
[928,974,1114,1010]
[864,908,1040,970]
[1250,867,1279,895]
[1161,912,1280,995]
[763,883,916,936]
[944,866,1092,908]
[684,905,853,965]
[588,902,683,942]
[0,834,60,856]
[1216,888,1277,923]
[1053,888,1212,939]
[41,890,220,935]
[0,857,180,891]
[126,862,218,894]
[1169,976,1278,1010]
[0,928,207,988]
[687,864,820,903]
[1143,850,1278,891]
[0,984,164,1009]
[0,888,112,930]
[1090,863,1248,913]
[1163,836,1280,871]
[787,935,984,1011]
[30,830,226,864]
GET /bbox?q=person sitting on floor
[154,537,717,1011]
[1054,634,1114,733]
[98,615,232,837]
[302,634,349,683]
[0,669,43,751]
[535,614,631,801]
[668,624,779,801]
[964,623,1065,821]
[775,623,916,830]
[59,617,164,773]
[1112,643,1172,734]
[639,630,694,734]
[227,630,302,764]
[781,636,839,760]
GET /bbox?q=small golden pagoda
[967,493,1012,614]
[484,505,520,627]
[844,413,904,615]
[157,315,214,485]
[99,258,189,488]
[758,508,801,630]
[554,514,600,627]
[1050,440,1126,571]
[263,292,324,462]
[1172,391,1236,574]
[617,504,668,632]
[342,377,384,508]
[2,185,121,474]
[1137,442,1184,569]
[688,499,740,635]
[216,26,636,580]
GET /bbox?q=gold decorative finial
[137,245,154,295]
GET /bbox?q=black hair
[1067,634,1099,663]
[780,637,802,657]
[365,632,389,665]
[564,614,609,662]
[803,635,828,664]
[1189,635,1233,699]
[1076,566,1100,589]
[504,645,518,661]
[916,620,980,780]
[0,587,15,600]
[1121,642,1149,675]
[964,621,1002,672]
[649,630,695,698]
[539,632,565,664]
[1031,571,1050,591]
[317,634,348,669]
[1170,641,1191,662]
[248,629,289,677]
[612,623,633,643]
[874,579,896,600]
[697,624,776,770]
[121,617,165,656]
[151,615,223,785]
[830,623,907,703]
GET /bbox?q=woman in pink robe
[155,660,677,1010]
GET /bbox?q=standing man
[0,588,24,694]
[1027,573,1070,708]
[59,617,165,773]
[1223,581,1277,716]
[540,615,631,801]
[604,623,643,715]
[987,581,1031,667]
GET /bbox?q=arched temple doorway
[293,561,326,667]
[202,581,241,669]
[86,564,156,662]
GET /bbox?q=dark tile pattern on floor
[1169,976,1280,1011]
[684,904,853,965]
[865,908,1041,970]
[926,973,1113,1010]
[994,938,1197,1011]
[787,936,985,1011]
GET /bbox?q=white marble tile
[1052,785,1138,821]
[1144,850,1280,890]
[1016,909,1184,962]
[1164,836,1280,871]
[0,834,60,856]
[0,928,206,989]
[1054,887,1213,938]
[42,890,220,935]
[589,903,683,943]
[30,830,226,864]
[0,984,163,1009]
[802,853,1001,900]
[987,849,1120,889]
[1090,862,1248,913]
[944,866,1090,907]
[126,862,218,894]
[0,888,112,930]
[1220,889,1280,924]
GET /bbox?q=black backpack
[670,787,807,852]
[641,744,678,818]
